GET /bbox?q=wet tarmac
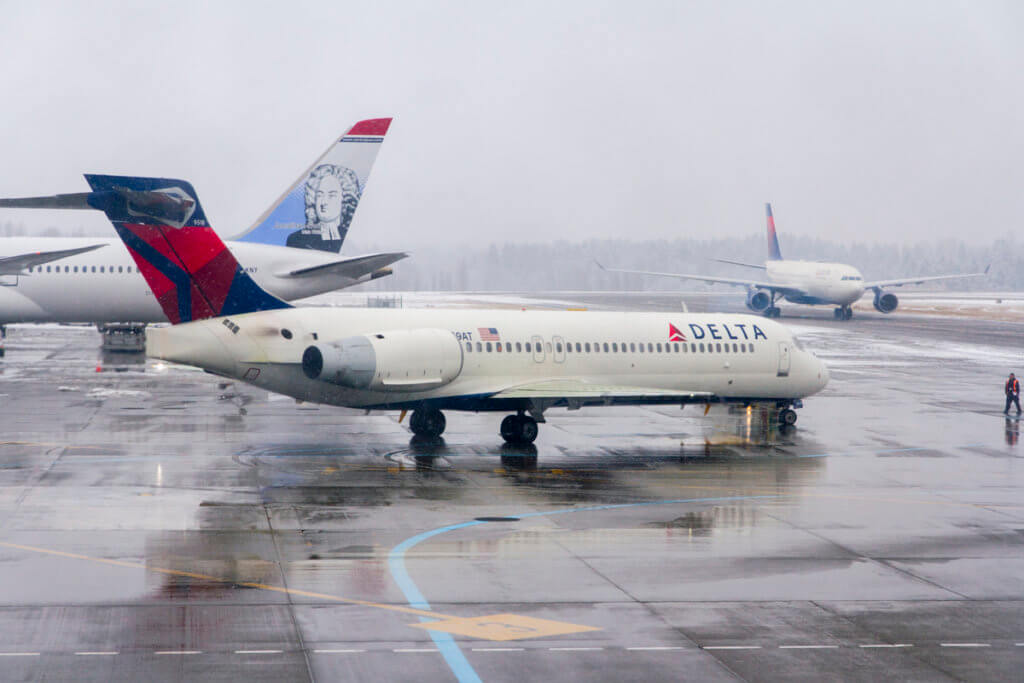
[1,297,1022,682]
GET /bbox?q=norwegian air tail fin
[766,203,783,261]
[234,118,392,253]
[84,174,291,325]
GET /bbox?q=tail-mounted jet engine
[302,328,463,392]
[746,288,772,313]
[873,290,898,313]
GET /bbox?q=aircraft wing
[489,378,713,407]
[0,244,106,275]
[863,267,989,290]
[280,251,409,279]
[596,262,804,296]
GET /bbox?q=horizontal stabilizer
[0,192,97,210]
[0,244,107,275]
[282,251,409,279]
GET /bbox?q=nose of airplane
[815,354,830,392]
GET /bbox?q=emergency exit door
[777,342,791,377]
[531,335,545,363]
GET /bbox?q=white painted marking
[471,648,525,652]
[628,646,685,651]
[75,651,119,656]
[1016,643,1024,647]
[859,644,912,649]
[0,652,40,657]
[702,645,762,651]
[548,647,604,651]
[393,648,439,653]
[779,645,838,649]
[940,643,990,648]
[314,649,366,654]
[155,650,202,655]
[235,649,283,654]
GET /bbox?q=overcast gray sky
[0,1,1021,248]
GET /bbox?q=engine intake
[746,289,771,312]
[873,291,898,313]
[302,328,463,392]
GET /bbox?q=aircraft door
[531,335,545,363]
[777,342,791,377]
[552,335,566,364]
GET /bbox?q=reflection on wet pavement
[0,307,1022,681]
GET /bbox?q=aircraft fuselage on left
[0,236,391,324]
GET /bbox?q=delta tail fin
[234,118,392,253]
[766,203,783,261]
[85,174,291,325]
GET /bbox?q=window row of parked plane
[0,117,979,444]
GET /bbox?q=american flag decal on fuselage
[478,327,500,342]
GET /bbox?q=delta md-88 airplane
[91,175,828,443]
[601,203,987,320]
[0,118,406,349]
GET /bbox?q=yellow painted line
[0,540,446,620]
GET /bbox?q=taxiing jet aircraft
[97,176,829,443]
[600,203,987,320]
[0,119,406,345]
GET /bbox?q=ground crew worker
[1005,372,1021,415]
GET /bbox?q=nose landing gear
[833,306,853,320]
[500,412,539,444]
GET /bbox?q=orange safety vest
[1007,378,1020,395]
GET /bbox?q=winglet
[766,202,783,261]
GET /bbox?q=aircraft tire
[500,415,539,444]
[411,408,446,437]
[779,408,798,426]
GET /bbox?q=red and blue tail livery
[85,174,291,324]
[765,203,784,261]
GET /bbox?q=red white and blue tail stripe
[85,174,291,324]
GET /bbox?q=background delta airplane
[97,175,829,444]
[0,118,406,348]
[601,203,988,320]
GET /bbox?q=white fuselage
[147,308,828,410]
[765,260,865,305]
[0,237,374,324]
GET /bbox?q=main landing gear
[409,407,446,437]
[778,407,798,426]
[500,412,539,445]
[763,306,781,318]
[833,306,853,321]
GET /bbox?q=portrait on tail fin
[286,163,361,251]
[236,118,392,253]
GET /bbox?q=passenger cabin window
[516,342,522,352]
[612,343,618,352]
[585,342,591,352]
[575,342,581,352]
[486,342,492,352]
[603,343,609,352]
[556,342,562,353]
[476,342,482,352]
[525,342,531,352]
[465,342,472,352]
[629,343,636,352]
